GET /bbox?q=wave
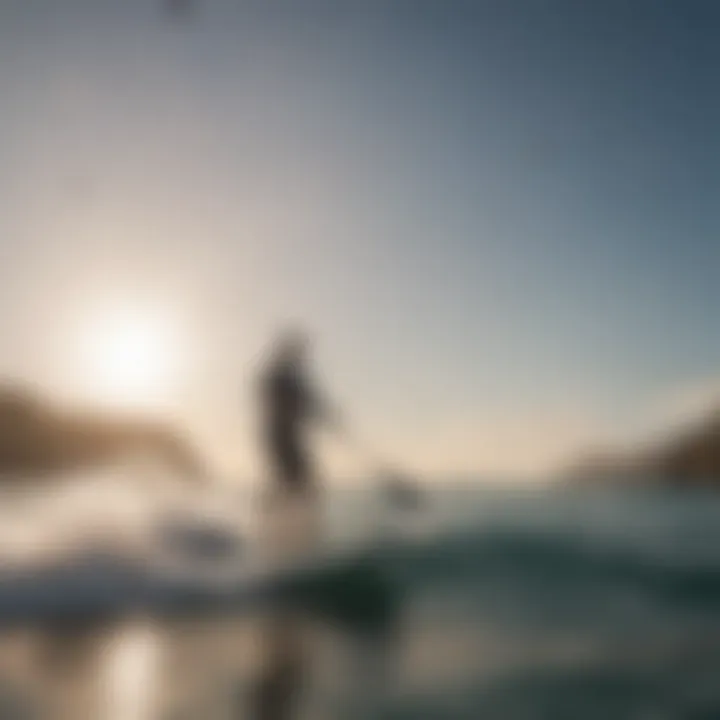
[0,517,715,632]
[385,525,720,609]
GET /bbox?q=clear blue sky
[0,1,717,477]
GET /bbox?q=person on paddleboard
[250,328,416,720]
[259,328,339,499]
[251,328,341,719]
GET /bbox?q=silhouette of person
[258,328,337,501]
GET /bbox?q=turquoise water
[0,482,717,719]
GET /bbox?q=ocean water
[0,480,717,719]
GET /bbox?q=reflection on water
[0,617,257,720]
[0,614,398,719]
[104,621,159,720]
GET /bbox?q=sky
[0,0,717,480]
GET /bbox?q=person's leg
[271,438,322,551]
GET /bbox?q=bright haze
[0,1,716,480]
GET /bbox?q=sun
[81,305,181,409]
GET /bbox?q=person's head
[273,326,311,368]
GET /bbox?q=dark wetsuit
[261,360,319,493]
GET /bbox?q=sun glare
[81,305,181,409]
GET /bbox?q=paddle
[336,427,426,512]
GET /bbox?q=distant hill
[565,407,720,488]
[0,383,205,482]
